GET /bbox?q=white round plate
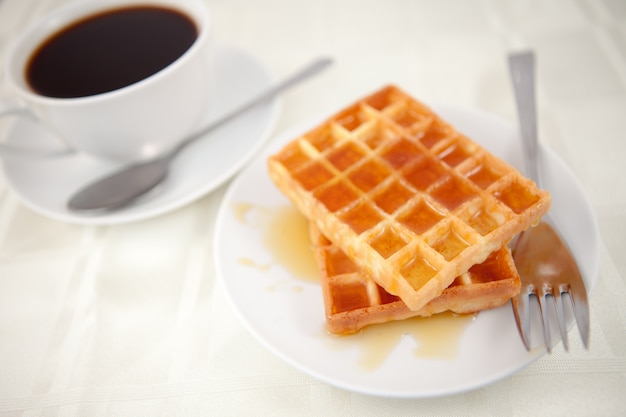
[0,44,279,225]
[214,104,600,398]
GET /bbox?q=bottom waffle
[310,224,521,335]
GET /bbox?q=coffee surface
[26,6,198,98]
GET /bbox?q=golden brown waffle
[310,224,521,334]
[268,85,550,312]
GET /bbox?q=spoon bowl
[67,156,170,211]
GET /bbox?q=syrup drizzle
[324,313,476,370]
[232,202,319,282]
[231,202,476,368]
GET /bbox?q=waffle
[310,224,521,334]
[268,85,550,312]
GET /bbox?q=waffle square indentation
[373,179,414,214]
[364,88,395,111]
[348,159,391,192]
[327,142,367,171]
[392,103,429,128]
[431,176,477,211]
[330,280,371,313]
[335,105,367,131]
[438,142,473,168]
[467,251,504,283]
[403,157,449,191]
[274,142,310,172]
[466,162,502,189]
[418,118,453,148]
[398,199,444,235]
[314,181,358,212]
[401,253,438,290]
[368,226,408,259]
[359,120,400,150]
[306,125,338,152]
[340,202,384,234]
[493,179,541,214]
[461,202,507,236]
[428,225,472,261]
[381,137,425,169]
[293,160,333,191]
[325,248,358,276]
[377,286,401,304]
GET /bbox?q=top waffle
[268,85,550,312]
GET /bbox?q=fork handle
[508,51,542,188]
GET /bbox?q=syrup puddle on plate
[324,313,476,371]
[231,202,476,368]
[232,202,319,284]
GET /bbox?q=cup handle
[0,98,75,158]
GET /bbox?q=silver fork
[508,51,590,352]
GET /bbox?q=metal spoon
[67,57,333,212]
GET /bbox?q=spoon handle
[508,51,542,188]
[172,57,334,156]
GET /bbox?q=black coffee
[26,6,198,98]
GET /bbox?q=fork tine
[558,236,591,349]
[569,286,590,349]
[512,292,531,351]
[536,290,552,353]
[554,291,569,351]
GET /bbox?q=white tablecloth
[0,0,625,415]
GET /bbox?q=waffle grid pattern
[268,85,550,311]
[311,225,521,335]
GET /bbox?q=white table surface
[1,0,625,415]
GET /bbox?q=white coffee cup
[0,0,213,161]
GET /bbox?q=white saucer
[0,44,279,225]
[214,105,600,398]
